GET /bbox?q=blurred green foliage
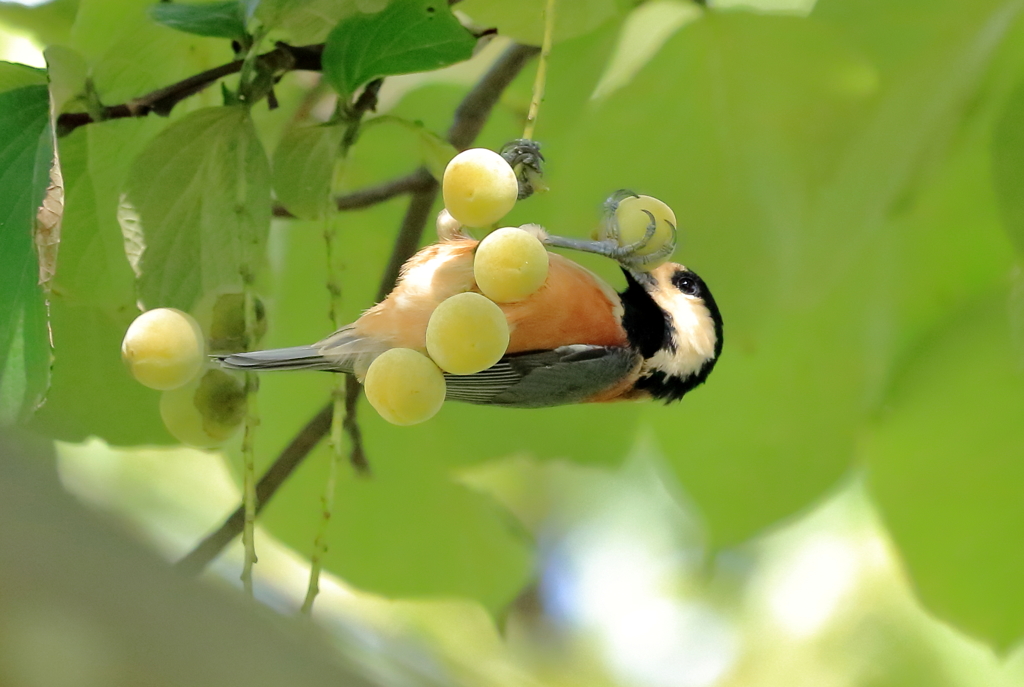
[0,0,1023,668]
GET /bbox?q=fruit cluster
[121,292,260,447]
[363,147,678,426]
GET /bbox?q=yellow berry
[442,148,518,228]
[474,227,550,303]
[121,308,204,390]
[426,292,510,375]
[160,368,246,448]
[613,195,677,269]
[364,348,446,426]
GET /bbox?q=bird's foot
[541,190,677,270]
[500,139,546,200]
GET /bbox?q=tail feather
[215,346,345,372]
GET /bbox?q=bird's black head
[619,263,723,403]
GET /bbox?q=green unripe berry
[121,308,204,390]
[426,292,510,375]
[206,292,267,354]
[442,148,518,228]
[614,195,676,270]
[160,368,246,447]
[474,227,549,303]
[364,348,446,426]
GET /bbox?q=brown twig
[175,43,540,576]
[56,43,324,137]
[271,160,434,218]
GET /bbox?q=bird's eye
[672,273,699,296]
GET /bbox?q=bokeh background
[2,0,1024,685]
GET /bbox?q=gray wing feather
[445,345,638,408]
[216,326,386,375]
[216,346,341,372]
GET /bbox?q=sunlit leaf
[271,122,343,220]
[252,0,359,43]
[0,60,46,91]
[0,0,79,46]
[126,106,271,311]
[70,0,227,105]
[864,294,1024,649]
[514,1,1023,549]
[322,0,476,97]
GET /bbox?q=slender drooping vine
[300,80,382,614]
[523,0,556,141]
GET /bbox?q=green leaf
[511,0,1023,551]
[270,122,343,220]
[0,61,46,91]
[362,115,456,180]
[252,0,358,43]
[992,79,1024,255]
[30,120,174,446]
[70,0,228,105]
[43,45,89,115]
[149,1,248,40]
[322,0,476,97]
[0,84,53,426]
[415,125,455,180]
[864,294,1024,649]
[125,106,271,311]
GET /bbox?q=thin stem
[271,168,435,218]
[240,283,260,596]
[237,28,269,105]
[523,0,557,140]
[300,384,344,614]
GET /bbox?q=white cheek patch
[645,292,717,378]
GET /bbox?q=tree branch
[175,403,333,576]
[175,42,539,576]
[56,43,324,137]
[271,168,435,218]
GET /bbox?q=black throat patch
[618,269,669,359]
[619,268,724,404]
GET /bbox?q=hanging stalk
[300,211,346,615]
[300,80,382,614]
[237,33,268,598]
[240,278,260,596]
[523,0,557,140]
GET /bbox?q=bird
[217,202,723,408]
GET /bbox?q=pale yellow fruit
[364,348,446,426]
[474,227,549,303]
[425,292,510,375]
[442,148,518,228]
[160,369,246,448]
[614,195,677,269]
[122,308,205,390]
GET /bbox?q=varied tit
[218,197,723,407]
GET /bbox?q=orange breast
[354,238,628,353]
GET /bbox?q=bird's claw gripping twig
[500,138,546,200]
